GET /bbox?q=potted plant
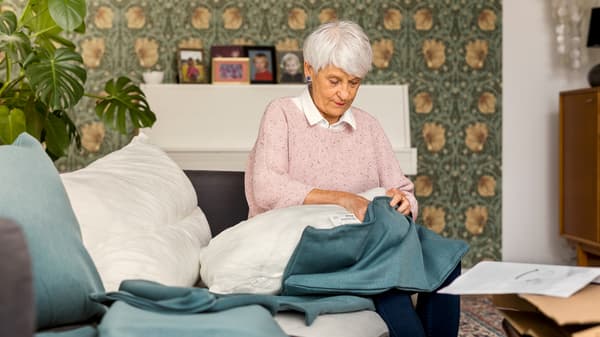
[0,0,156,159]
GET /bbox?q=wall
[4,0,502,267]
[503,0,591,264]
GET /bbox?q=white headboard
[141,84,417,174]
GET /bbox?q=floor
[460,295,506,337]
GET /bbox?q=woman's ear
[304,61,313,82]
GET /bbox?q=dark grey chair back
[184,170,249,236]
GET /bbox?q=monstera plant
[0,0,156,159]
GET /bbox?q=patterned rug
[460,295,506,337]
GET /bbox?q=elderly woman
[245,21,460,337]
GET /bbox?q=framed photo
[243,46,277,84]
[210,45,244,59]
[211,57,250,84]
[177,48,206,83]
[277,51,305,83]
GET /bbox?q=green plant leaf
[48,0,85,31]
[95,77,156,133]
[20,0,67,55]
[20,0,61,36]
[24,97,47,140]
[74,20,85,34]
[44,112,68,158]
[43,32,75,49]
[43,109,78,158]
[24,47,86,111]
[0,11,18,35]
[0,11,31,63]
[0,105,27,144]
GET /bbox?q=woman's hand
[304,189,370,221]
[386,188,411,216]
[339,192,370,222]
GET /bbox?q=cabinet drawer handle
[585,98,594,103]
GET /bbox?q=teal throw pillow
[0,133,105,329]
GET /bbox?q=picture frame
[177,48,206,83]
[276,51,305,84]
[211,57,250,84]
[210,45,244,59]
[243,46,277,84]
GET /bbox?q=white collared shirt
[291,87,356,131]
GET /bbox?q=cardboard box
[492,284,600,337]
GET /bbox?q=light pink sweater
[245,96,418,219]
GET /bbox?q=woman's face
[285,59,299,75]
[304,63,361,124]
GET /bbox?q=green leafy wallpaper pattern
[4,0,501,267]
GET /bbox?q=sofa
[1,131,469,337]
[0,132,390,337]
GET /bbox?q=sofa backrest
[184,170,248,236]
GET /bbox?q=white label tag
[329,212,361,227]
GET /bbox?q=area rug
[460,295,505,337]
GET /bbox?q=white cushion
[274,311,389,337]
[61,133,211,291]
[199,188,385,295]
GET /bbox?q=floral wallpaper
[5,0,502,267]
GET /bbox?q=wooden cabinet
[560,87,600,266]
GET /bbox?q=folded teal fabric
[91,280,216,313]
[91,279,374,325]
[98,302,287,337]
[282,196,469,296]
[268,295,374,324]
[36,326,97,337]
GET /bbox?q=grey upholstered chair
[0,218,35,337]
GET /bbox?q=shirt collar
[298,87,356,130]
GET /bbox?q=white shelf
[141,84,417,174]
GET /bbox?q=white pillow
[61,133,211,291]
[199,188,385,295]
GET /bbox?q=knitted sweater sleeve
[246,100,314,215]
[369,115,419,220]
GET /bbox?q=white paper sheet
[438,261,600,298]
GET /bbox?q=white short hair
[280,52,300,68]
[303,20,373,78]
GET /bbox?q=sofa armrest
[0,218,34,337]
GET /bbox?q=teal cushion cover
[98,302,287,337]
[0,133,105,329]
[35,326,97,337]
